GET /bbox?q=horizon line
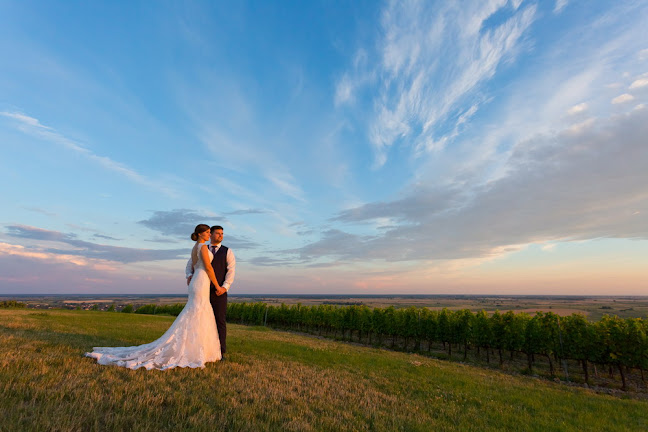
[2,293,648,298]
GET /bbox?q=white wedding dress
[85,242,221,369]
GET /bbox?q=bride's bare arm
[200,244,221,288]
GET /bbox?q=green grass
[1,309,647,431]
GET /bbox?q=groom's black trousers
[209,290,227,354]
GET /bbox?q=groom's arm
[222,249,236,291]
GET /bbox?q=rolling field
[1,309,647,431]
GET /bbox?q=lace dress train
[85,244,221,370]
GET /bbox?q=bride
[85,224,222,369]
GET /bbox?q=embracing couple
[85,224,236,370]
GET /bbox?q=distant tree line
[117,303,186,316]
[0,300,26,308]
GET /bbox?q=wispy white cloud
[0,242,92,267]
[334,73,354,106]
[22,206,57,217]
[333,49,373,108]
[337,1,538,167]
[199,122,307,204]
[5,224,189,263]
[172,65,312,210]
[554,0,568,14]
[611,93,634,104]
[0,111,52,129]
[266,171,306,203]
[567,103,588,115]
[0,111,178,197]
[566,118,595,135]
[629,78,648,89]
[541,243,557,252]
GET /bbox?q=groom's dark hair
[211,225,224,232]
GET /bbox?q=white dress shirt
[185,243,236,291]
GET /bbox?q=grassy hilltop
[1,309,647,431]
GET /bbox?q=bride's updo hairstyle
[191,224,210,241]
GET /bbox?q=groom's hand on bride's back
[186,276,192,286]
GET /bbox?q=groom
[186,225,236,359]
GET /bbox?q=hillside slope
[0,309,646,431]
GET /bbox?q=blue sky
[1,0,647,295]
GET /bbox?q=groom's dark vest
[211,245,229,287]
